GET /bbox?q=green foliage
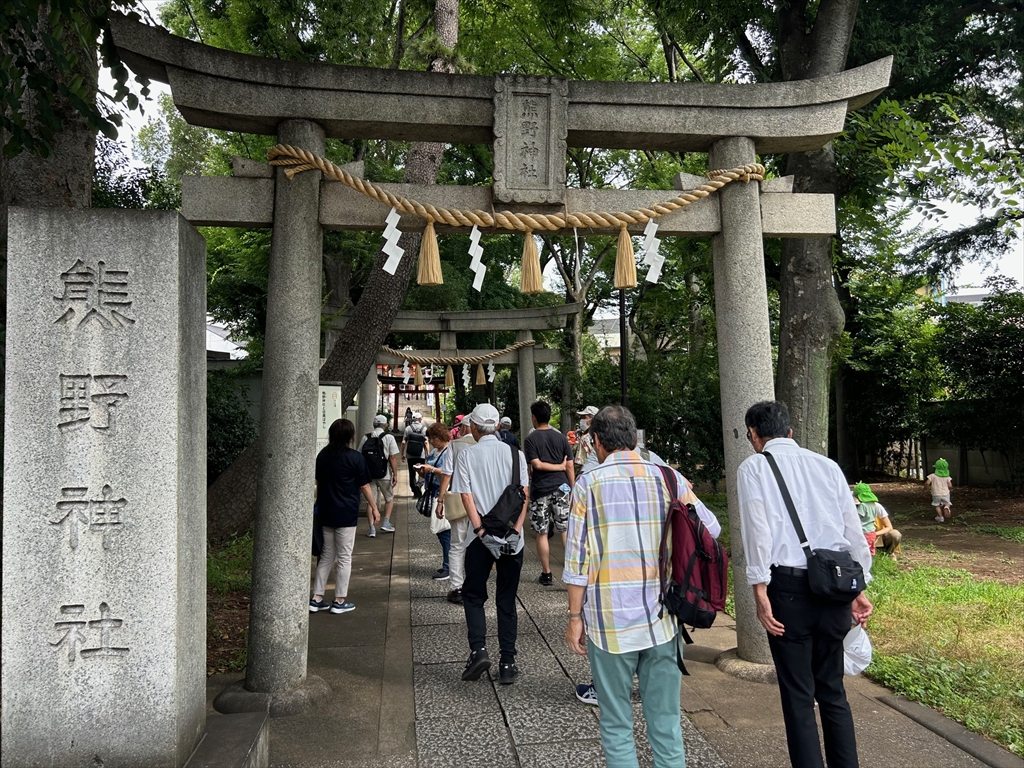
[1,0,148,157]
[92,137,178,209]
[968,525,1024,544]
[207,371,258,485]
[207,532,254,594]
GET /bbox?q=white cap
[469,403,500,427]
[374,414,388,426]
[499,417,512,428]
[413,412,423,421]
[576,405,599,417]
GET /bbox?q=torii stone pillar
[216,119,331,715]
[516,330,537,439]
[710,137,776,666]
[357,365,379,439]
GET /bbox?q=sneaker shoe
[381,520,396,533]
[461,649,491,681]
[576,683,598,706]
[498,662,519,685]
[935,515,944,523]
[446,588,463,605]
[367,525,377,538]
[330,601,356,614]
[309,598,330,613]
[432,567,451,581]
[538,572,553,586]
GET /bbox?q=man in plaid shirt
[563,405,720,768]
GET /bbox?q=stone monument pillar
[516,330,536,440]
[357,363,379,439]
[216,119,330,716]
[2,209,206,767]
[709,136,776,667]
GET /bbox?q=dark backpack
[656,465,728,671]
[362,432,389,479]
[406,426,427,459]
[481,443,526,538]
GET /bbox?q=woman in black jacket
[310,418,380,614]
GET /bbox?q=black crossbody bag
[763,451,864,603]
[481,443,526,537]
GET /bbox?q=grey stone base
[213,675,331,718]
[713,648,778,685]
[185,711,270,768]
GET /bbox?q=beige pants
[313,526,357,599]
[448,516,472,591]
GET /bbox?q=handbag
[481,443,526,537]
[312,504,324,557]
[763,451,865,603]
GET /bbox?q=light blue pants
[588,636,685,768]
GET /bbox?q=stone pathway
[407,510,729,768]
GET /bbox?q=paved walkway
[207,468,1020,768]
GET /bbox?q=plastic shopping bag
[843,624,872,676]
[429,511,451,535]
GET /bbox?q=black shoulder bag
[763,451,864,603]
[481,443,526,537]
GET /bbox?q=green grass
[207,532,254,595]
[968,524,1024,544]
[865,556,1024,755]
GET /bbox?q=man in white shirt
[451,403,529,685]
[358,414,401,536]
[737,400,872,768]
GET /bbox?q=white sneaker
[934,516,944,523]
[381,520,395,533]
[367,525,377,538]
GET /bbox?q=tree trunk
[834,361,858,475]
[318,0,459,404]
[774,0,859,454]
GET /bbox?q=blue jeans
[437,528,451,569]
[588,636,684,768]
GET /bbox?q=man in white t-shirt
[358,414,400,537]
[451,403,529,685]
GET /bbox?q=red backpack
[656,465,728,669]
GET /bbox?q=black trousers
[406,457,423,496]
[463,537,523,662]
[767,569,859,768]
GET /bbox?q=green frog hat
[853,482,878,503]
[934,458,950,478]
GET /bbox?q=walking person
[450,403,529,684]
[574,405,598,474]
[925,458,954,522]
[563,405,720,768]
[418,422,454,580]
[310,418,381,614]
[523,399,574,586]
[444,418,477,605]
[402,412,428,498]
[737,400,873,768]
[359,414,400,536]
[497,416,520,449]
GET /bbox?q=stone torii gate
[109,16,891,714]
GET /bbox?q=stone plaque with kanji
[493,75,568,204]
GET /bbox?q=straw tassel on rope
[614,225,637,289]
[414,364,424,388]
[520,230,543,294]
[417,220,443,286]
[444,364,454,388]
[475,363,487,386]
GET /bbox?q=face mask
[579,419,588,431]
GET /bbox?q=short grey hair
[590,405,637,453]
[474,423,497,436]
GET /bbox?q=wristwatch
[473,525,485,534]
[568,611,583,618]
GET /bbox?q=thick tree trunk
[776,147,845,455]
[774,0,859,454]
[318,0,458,404]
